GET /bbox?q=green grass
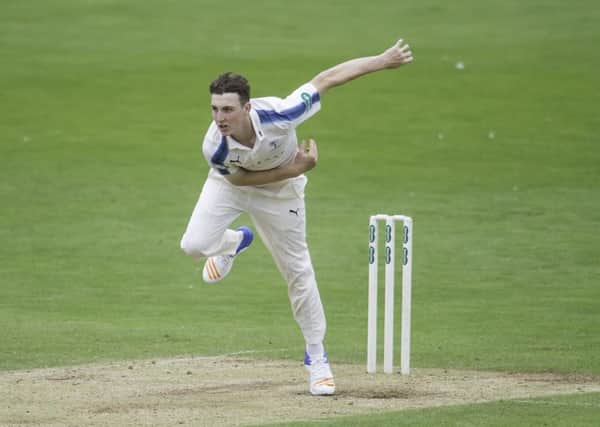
[1,0,599,424]
[264,393,600,426]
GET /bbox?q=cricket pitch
[2,356,600,426]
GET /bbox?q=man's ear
[244,102,251,113]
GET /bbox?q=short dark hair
[209,72,250,105]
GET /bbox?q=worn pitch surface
[3,356,600,426]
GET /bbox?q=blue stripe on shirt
[256,92,320,124]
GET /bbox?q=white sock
[307,343,324,358]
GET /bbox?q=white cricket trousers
[180,172,326,345]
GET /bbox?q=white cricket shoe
[202,226,254,283]
[304,351,336,396]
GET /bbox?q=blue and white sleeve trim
[255,83,321,126]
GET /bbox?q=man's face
[211,93,250,137]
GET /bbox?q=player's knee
[288,272,321,319]
[286,260,313,282]
[180,233,212,258]
[287,269,316,297]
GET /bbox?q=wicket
[367,214,413,375]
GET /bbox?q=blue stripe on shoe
[304,351,328,366]
[304,351,311,366]
[235,226,254,254]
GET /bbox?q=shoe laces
[214,254,234,270]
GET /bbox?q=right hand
[293,138,318,174]
[381,39,413,69]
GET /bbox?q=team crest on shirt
[270,140,280,150]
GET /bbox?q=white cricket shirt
[202,82,321,181]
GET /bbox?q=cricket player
[181,39,413,395]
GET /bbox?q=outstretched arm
[310,39,413,95]
[225,139,318,187]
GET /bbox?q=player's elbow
[310,72,334,96]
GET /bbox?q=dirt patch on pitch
[2,356,600,426]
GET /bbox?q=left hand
[380,39,413,69]
[293,138,319,174]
